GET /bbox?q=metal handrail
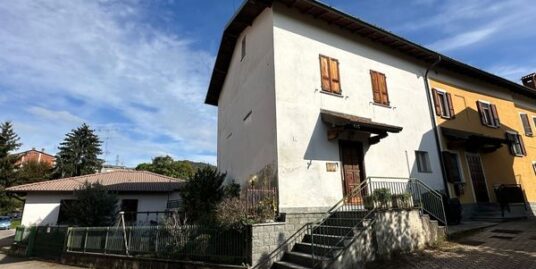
[409,178,448,229]
[311,209,376,268]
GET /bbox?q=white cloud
[427,27,497,52]
[0,0,217,166]
[488,65,536,82]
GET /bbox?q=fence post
[25,226,37,257]
[83,228,88,253]
[155,226,159,253]
[104,227,109,254]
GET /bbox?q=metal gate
[30,226,68,260]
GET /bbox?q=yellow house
[428,74,536,219]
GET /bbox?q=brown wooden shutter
[490,104,500,127]
[520,134,527,156]
[432,89,441,116]
[320,55,331,92]
[520,114,533,136]
[378,73,389,105]
[476,101,487,125]
[446,93,455,119]
[329,58,341,94]
[370,70,381,103]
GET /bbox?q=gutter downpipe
[423,55,451,198]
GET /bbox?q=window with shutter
[432,89,455,119]
[442,151,462,182]
[520,113,533,136]
[477,101,500,128]
[506,132,526,157]
[319,55,341,94]
[370,70,389,105]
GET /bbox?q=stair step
[293,242,342,257]
[331,210,368,219]
[272,260,311,269]
[281,251,328,268]
[322,217,364,227]
[302,233,351,246]
[312,225,356,236]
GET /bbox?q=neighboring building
[429,75,536,218]
[16,148,56,167]
[100,164,133,173]
[206,0,536,217]
[6,170,184,226]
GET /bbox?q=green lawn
[10,219,21,229]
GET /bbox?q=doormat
[491,229,522,234]
[457,239,485,246]
[490,235,514,240]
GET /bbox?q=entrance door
[466,153,490,203]
[340,141,365,203]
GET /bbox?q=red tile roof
[6,170,184,193]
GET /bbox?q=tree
[64,182,118,226]
[135,155,195,179]
[181,167,226,223]
[0,121,22,187]
[54,123,104,178]
[17,160,52,183]
[0,121,22,215]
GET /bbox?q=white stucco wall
[271,4,443,211]
[217,8,278,188]
[21,192,178,227]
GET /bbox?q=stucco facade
[215,4,445,213]
[429,74,536,215]
[21,192,180,226]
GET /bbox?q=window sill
[320,90,344,98]
[372,102,392,109]
[483,124,500,129]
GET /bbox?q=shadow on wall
[303,114,370,164]
[432,106,522,205]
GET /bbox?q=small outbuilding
[6,170,184,226]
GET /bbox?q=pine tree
[54,123,104,178]
[0,121,22,214]
[0,121,22,187]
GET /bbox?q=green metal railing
[65,225,250,265]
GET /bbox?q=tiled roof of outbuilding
[6,170,183,193]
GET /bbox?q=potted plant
[392,193,413,209]
[373,188,392,209]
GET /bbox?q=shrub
[392,193,413,209]
[215,198,251,229]
[373,188,392,209]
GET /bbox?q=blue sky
[1,0,535,167]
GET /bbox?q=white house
[205,0,447,214]
[7,170,183,226]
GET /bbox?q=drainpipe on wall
[423,55,451,198]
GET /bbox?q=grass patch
[10,219,20,229]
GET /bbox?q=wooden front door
[340,141,365,204]
[466,153,490,203]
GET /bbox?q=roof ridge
[135,170,185,181]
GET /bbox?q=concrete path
[0,229,15,248]
[368,220,536,269]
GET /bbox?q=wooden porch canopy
[320,109,402,144]
[441,127,507,153]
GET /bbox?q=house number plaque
[326,162,338,172]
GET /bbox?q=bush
[215,198,251,229]
[392,193,413,209]
[182,167,226,224]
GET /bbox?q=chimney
[522,73,536,89]
[41,148,45,152]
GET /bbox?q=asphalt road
[0,229,15,248]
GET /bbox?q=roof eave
[205,0,536,106]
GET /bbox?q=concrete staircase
[471,203,527,221]
[272,210,370,269]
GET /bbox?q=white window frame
[415,151,432,173]
[478,100,497,127]
[435,88,452,118]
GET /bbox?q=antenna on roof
[96,127,118,164]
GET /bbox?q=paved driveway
[368,220,536,269]
[0,229,15,248]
